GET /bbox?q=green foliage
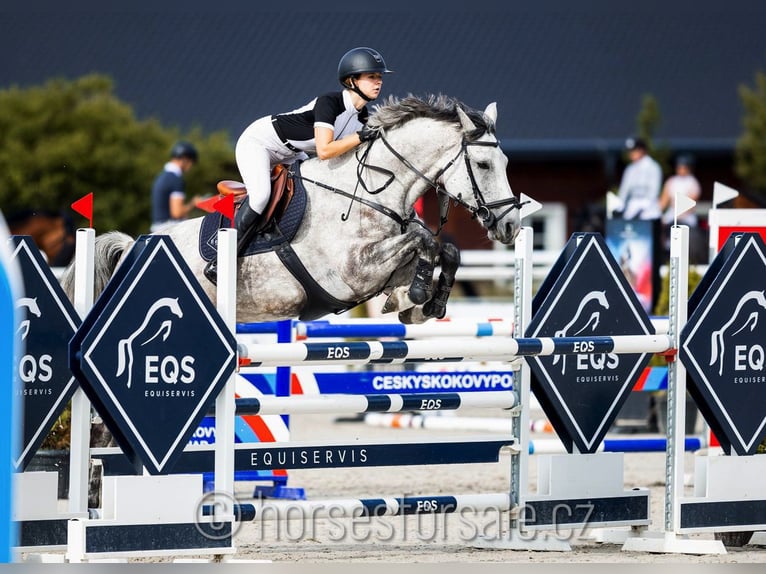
[633,94,671,176]
[40,403,72,450]
[636,94,661,143]
[735,71,766,200]
[0,74,238,235]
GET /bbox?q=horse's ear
[484,102,497,123]
[456,106,477,132]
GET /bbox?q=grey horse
[62,95,521,324]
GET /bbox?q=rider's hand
[357,126,377,143]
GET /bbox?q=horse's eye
[476,161,491,170]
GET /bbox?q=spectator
[616,137,662,220]
[150,141,199,232]
[659,154,705,261]
[659,154,701,226]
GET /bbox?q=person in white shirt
[658,154,701,226]
[659,153,705,261]
[616,137,662,220]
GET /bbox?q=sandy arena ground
[219,409,766,563]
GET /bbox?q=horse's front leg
[357,229,439,316]
[398,242,460,323]
[407,256,435,305]
[424,242,460,319]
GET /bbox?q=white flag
[713,182,739,208]
[674,191,697,225]
[519,193,542,220]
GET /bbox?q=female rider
[204,47,392,283]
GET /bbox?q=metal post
[665,225,688,533]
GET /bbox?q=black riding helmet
[170,141,199,162]
[337,47,392,101]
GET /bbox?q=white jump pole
[232,492,512,521]
[228,391,516,416]
[214,228,237,524]
[69,228,95,514]
[237,334,672,367]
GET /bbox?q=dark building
[3,1,766,248]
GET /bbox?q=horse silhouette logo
[709,290,766,376]
[551,290,610,374]
[115,297,184,388]
[16,297,41,341]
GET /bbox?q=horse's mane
[367,94,494,142]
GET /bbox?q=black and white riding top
[271,90,368,153]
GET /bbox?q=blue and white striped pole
[294,319,513,339]
[209,391,516,416]
[205,492,512,522]
[237,334,672,367]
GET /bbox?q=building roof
[3,1,766,154]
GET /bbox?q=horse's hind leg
[423,242,460,319]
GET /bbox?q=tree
[634,94,670,176]
[735,71,766,200]
[0,74,237,236]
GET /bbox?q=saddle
[215,164,295,225]
[198,164,306,262]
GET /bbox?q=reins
[289,122,525,235]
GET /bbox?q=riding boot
[203,203,262,285]
[233,202,262,254]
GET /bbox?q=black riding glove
[357,126,377,143]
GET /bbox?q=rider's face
[356,73,383,99]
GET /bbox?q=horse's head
[363,95,520,244]
[439,102,520,246]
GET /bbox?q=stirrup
[203,260,218,285]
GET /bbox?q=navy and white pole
[237,334,672,368]
[212,391,516,416]
[212,493,512,522]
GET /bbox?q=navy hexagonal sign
[681,233,766,456]
[69,235,236,474]
[525,233,655,453]
[10,236,81,470]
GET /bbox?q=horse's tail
[59,231,136,303]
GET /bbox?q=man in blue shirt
[150,141,199,232]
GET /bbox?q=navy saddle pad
[198,168,307,262]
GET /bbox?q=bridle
[291,127,524,234]
[375,133,524,232]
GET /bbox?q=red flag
[195,195,222,213]
[214,195,236,228]
[71,193,93,228]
